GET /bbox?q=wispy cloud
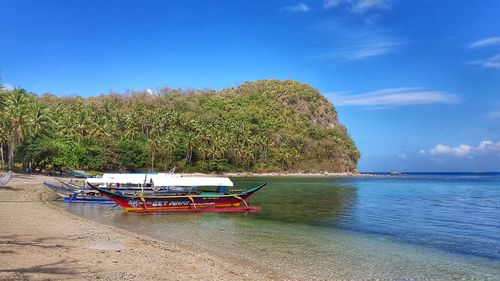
[420,141,500,158]
[281,2,310,13]
[324,0,343,8]
[317,37,402,60]
[0,83,14,91]
[468,54,500,69]
[323,0,389,13]
[468,36,500,49]
[488,111,500,119]
[353,0,389,13]
[329,87,459,106]
[313,18,404,61]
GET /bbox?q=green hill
[0,80,359,173]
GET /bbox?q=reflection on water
[58,175,500,280]
[247,178,358,226]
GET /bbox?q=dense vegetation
[0,80,359,173]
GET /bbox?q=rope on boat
[68,191,79,202]
[107,204,118,210]
[188,196,197,209]
[140,195,147,210]
[233,195,249,208]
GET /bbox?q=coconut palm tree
[0,114,6,170]
[184,132,196,165]
[28,100,50,137]
[0,90,6,170]
[162,132,179,170]
[4,88,31,170]
[147,138,161,171]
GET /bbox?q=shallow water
[57,174,500,280]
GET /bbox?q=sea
[57,173,500,280]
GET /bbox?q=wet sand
[0,173,275,280]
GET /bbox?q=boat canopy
[87,173,234,187]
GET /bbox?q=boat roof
[87,173,234,187]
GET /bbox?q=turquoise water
[58,174,500,280]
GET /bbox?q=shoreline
[26,171,367,178]
[3,173,500,280]
[222,171,363,177]
[0,174,278,280]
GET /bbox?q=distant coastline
[222,171,364,177]
[219,171,500,178]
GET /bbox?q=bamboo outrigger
[86,174,265,213]
[43,181,115,204]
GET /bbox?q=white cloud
[468,54,500,69]
[320,37,403,61]
[323,0,389,13]
[324,0,344,8]
[352,0,388,13]
[429,144,472,157]
[281,2,310,12]
[418,149,426,155]
[313,16,403,62]
[421,141,500,158]
[468,36,500,49]
[1,83,14,91]
[397,153,407,160]
[329,87,459,106]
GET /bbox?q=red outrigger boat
[88,182,266,213]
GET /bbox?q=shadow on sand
[0,186,23,191]
[0,234,73,250]
[0,259,83,276]
[0,234,90,278]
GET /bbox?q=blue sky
[1,0,499,171]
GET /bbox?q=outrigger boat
[56,178,88,190]
[87,175,266,213]
[0,171,12,187]
[45,175,193,204]
[56,192,115,204]
[43,181,115,204]
[43,181,74,193]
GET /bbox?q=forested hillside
[0,80,359,173]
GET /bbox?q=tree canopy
[0,80,360,173]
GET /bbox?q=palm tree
[162,132,179,170]
[0,90,6,170]
[0,113,6,170]
[91,114,112,142]
[184,132,196,165]
[195,124,211,161]
[148,138,161,171]
[123,111,140,140]
[4,88,31,170]
[28,100,50,137]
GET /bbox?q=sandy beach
[0,173,275,280]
